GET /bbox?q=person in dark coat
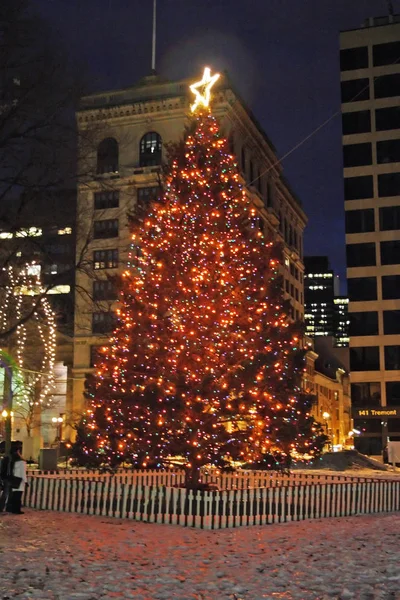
[8,447,27,515]
[0,454,11,512]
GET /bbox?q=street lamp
[52,416,64,443]
[322,412,331,451]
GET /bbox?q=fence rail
[24,476,400,529]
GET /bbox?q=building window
[378,172,400,197]
[382,275,400,300]
[380,240,400,265]
[93,249,118,270]
[345,209,375,234]
[350,346,380,371]
[343,142,372,168]
[344,175,373,201]
[93,279,117,301]
[354,437,382,456]
[97,138,119,174]
[92,312,116,334]
[349,311,379,336]
[137,186,161,207]
[385,346,400,370]
[94,190,119,210]
[249,160,254,184]
[255,166,262,194]
[341,79,369,103]
[379,206,400,231]
[386,382,400,406]
[93,219,118,239]
[228,134,235,155]
[241,146,246,173]
[139,132,162,167]
[377,139,400,164]
[346,243,376,267]
[267,180,274,207]
[376,106,400,131]
[340,46,368,71]
[351,382,381,407]
[373,41,400,67]
[374,74,400,99]
[348,277,377,302]
[383,311,400,335]
[90,345,108,368]
[342,110,371,135]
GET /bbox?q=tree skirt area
[0,511,399,600]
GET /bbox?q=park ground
[0,510,399,600]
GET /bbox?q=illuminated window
[26,264,41,277]
[93,249,118,270]
[15,227,42,238]
[48,285,71,295]
[58,227,72,235]
[139,132,162,167]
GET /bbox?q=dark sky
[37,0,394,289]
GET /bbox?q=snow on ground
[1,511,399,600]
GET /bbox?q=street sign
[353,407,400,419]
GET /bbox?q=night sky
[37,0,395,289]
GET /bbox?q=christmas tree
[72,68,326,486]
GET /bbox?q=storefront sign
[353,407,400,419]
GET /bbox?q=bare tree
[0,0,122,340]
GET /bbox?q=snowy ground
[0,511,399,600]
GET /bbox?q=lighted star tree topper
[72,67,326,486]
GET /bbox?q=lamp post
[322,411,331,451]
[52,416,64,443]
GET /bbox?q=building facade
[303,342,352,450]
[69,73,307,431]
[340,14,400,455]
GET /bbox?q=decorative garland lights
[0,263,57,407]
[72,68,326,482]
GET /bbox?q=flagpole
[152,0,157,73]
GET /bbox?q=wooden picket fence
[24,475,400,529]
[26,467,390,489]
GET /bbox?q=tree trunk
[185,464,201,489]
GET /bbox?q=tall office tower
[69,74,307,432]
[340,13,400,455]
[333,296,350,348]
[304,256,337,338]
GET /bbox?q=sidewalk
[0,510,399,599]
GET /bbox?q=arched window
[267,179,274,207]
[97,138,119,174]
[228,134,235,156]
[140,132,162,167]
[249,160,254,184]
[256,167,262,194]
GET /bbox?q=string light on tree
[72,68,327,487]
[0,263,57,407]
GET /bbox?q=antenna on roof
[386,0,394,16]
[151,0,157,74]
